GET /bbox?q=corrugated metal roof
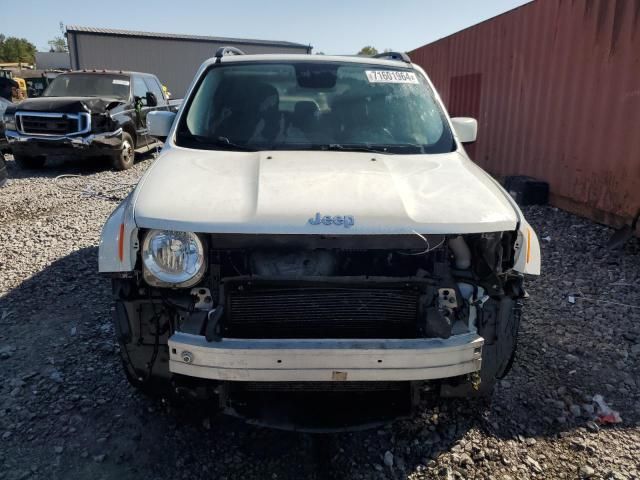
[409,0,640,229]
[65,25,310,49]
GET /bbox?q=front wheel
[441,297,521,397]
[14,153,46,169]
[111,132,135,170]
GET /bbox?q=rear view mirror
[146,91,158,107]
[451,117,478,143]
[148,110,176,141]
[295,64,338,89]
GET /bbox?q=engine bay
[115,231,524,343]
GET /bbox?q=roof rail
[215,46,246,63]
[373,51,411,63]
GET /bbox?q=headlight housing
[2,112,16,131]
[141,230,206,287]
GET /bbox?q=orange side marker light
[118,223,125,262]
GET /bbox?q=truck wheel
[112,132,135,170]
[0,153,7,187]
[14,154,46,169]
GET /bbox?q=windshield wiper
[318,143,426,154]
[185,135,257,152]
[319,144,391,153]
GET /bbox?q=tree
[0,36,37,63]
[48,36,68,52]
[48,22,68,52]
[357,46,378,56]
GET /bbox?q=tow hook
[181,351,194,364]
[471,372,481,390]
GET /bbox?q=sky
[0,0,531,54]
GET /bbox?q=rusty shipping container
[410,0,640,229]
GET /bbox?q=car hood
[132,148,519,235]
[12,96,124,114]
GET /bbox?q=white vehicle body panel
[98,196,138,272]
[168,332,483,382]
[131,147,518,235]
[513,218,542,275]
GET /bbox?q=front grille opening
[18,113,86,135]
[227,381,412,431]
[225,285,420,339]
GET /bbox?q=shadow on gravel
[1,216,639,479]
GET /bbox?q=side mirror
[451,117,478,143]
[147,110,176,141]
[146,91,158,107]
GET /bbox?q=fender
[512,219,541,275]
[112,115,138,143]
[99,194,139,272]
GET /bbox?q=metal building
[66,26,311,98]
[409,0,640,229]
[35,52,71,70]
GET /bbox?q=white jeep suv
[99,48,540,430]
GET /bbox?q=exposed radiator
[225,285,420,338]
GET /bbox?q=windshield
[176,62,454,154]
[43,74,130,99]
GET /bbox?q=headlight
[2,112,16,131]
[142,230,206,287]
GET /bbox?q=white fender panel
[513,219,541,275]
[98,196,139,272]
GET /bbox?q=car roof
[205,54,416,69]
[63,70,156,78]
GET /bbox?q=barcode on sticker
[112,79,130,86]
[365,70,419,84]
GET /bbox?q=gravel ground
[0,153,639,480]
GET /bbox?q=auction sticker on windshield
[365,70,419,84]
[112,79,130,86]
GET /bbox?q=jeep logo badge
[308,213,355,228]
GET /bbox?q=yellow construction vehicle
[0,69,26,100]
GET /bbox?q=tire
[440,297,521,398]
[14,153,46,169]
[0,153,7,187]
[112,294,174,400]
[111,132,135,170]
[119,353,173,399]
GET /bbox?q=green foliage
[48,36,68,52]
[0,35,37,63]
[357,46,378,56]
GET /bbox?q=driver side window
[133,76,148,106]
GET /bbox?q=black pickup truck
[3,70,174,170]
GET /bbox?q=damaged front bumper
[6,128,124,156]
[168,332,484,382]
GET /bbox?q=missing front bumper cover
[168,332,483,382]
